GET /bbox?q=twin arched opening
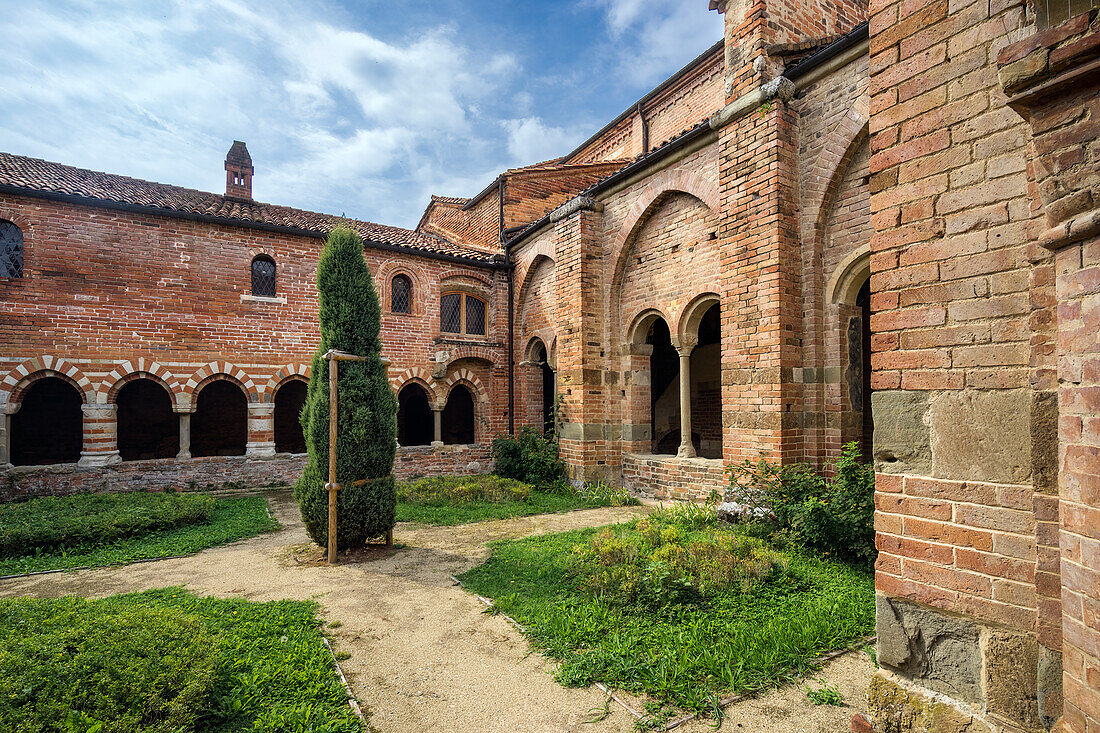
[396,381,479,447]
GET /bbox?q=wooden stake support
[323,349,394,564]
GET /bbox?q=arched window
[191,380,247,457]
[274,379,307,454]
[251,255,276,297]
[391,274,412,314]
[397,383,433,446]
[0,220,24,278]
[10,377,83,465]
[440,292,487,336]
[442,384,476,445]
[117,378,178,461]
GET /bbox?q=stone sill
[625,453,725,466]
[240,294,286,305]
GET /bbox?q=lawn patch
[457,504,874,715]
[0,589,362,732]
[0,495,278,576]
[0,490,215,557]
[395,474,636,526]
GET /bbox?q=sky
[0,0,722,229]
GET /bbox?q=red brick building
[1,0,1098,729]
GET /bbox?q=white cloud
[0,0,518,227]
[501,118,589,166]
[589,0,724,86]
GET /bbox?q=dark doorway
[691,303,723,459]
[647,317,679,454]
[117,379,178,461]
[10,377,83,465]
[274,379,307,454]
[857,279,874,461]
[398,383,434,447]
[191,380,247,457]
[442,385,475,445]
[533,342,556,435]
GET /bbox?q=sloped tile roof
[0,152,500,263]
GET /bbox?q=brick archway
[2,356,95,409]
[184,362,259,409]
[103,359,182,407]
[260,363,310,403]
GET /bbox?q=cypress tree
[294,227,397,550]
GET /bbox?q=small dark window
[0,220,24,278]
[392,275,412,314]
[1038,0,1098,29]
[251,255,276,297]
[440,292,487,336]
[441,293,462,333]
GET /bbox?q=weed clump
[568,504,785,607]
[397,474,531,505]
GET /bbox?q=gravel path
[0,490,872,732]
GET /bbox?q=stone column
[0,407,12,468]
[245,403,276,459]
[78,403,121,467]
[431,407,443,448]
[675,339,697,459]
[175,407,194,460]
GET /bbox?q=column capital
[674,337,698,357]
[80,402,117,416]
[246,402,276,416]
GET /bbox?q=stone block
[867,674,993,733]
[1036,646,1063,730]
[1030,391,1059,494]
[872,391,932,474]
[927,389,1032,484]
[876,595,984,704]
[983,631,1041,730]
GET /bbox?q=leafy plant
[0,496,277,576]
[725,442,875,564]
[491,427,566,488]
[0,491,215,557]
[571,481,640,507]
[805,680,843,706]
[568,507,784,608]
[296,227,398,551]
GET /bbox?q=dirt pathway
[0,491,873,732]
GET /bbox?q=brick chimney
[224,141,253,200]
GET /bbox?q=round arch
[626,308,674,348]
[2,356,95,409]
[677,292,721,345]
[827,245,872,306]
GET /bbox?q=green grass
[395,474,637,526]
[0,589,362,732]
[457,516,874,715]
[0,496,279,576]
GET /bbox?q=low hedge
[0,491,216,557]
[0,595,219,733]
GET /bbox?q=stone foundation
[1,444,493,502]
[621,453,727,501]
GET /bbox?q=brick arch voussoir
[103,359,182,406]
[185,362,260,408]
[261,363,311,403]
[2,356,96,409]
[443,369,488,404]
[391,367,440,406]
[442,346,497,374]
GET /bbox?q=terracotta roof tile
[0,152,499,263]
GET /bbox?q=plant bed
[395,474,638,526]
[0,588,363,732]
[0,494,278,576]
[457,504,874,722]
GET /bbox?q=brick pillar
[998,15,1100,731]
[245,403,275,459]
[78,403,120,467]
[713,80,800,465]
[551,196,610,484]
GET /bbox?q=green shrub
[491,427,565,487]
[0,596,219,733]
[397,474,531,505]
[726,442,875,564]
[0,491,215,558]
[296,227,397,550]
[570,480,640,507]
[568,505,784,607]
